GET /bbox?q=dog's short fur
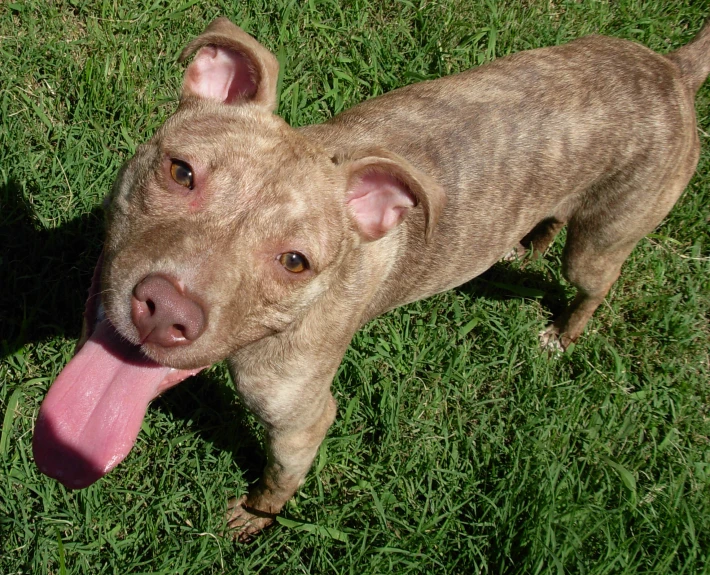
[37,18,710,539]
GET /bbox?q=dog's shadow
[152,368,266,484]
[454,258,568,319]
[0,178,103,357]
[1,177,567,479]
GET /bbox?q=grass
[1,0,709,573]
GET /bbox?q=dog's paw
[226,495,277,542]
[539,325,566,355]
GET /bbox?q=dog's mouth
[32,253,206,489]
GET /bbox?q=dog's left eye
[170,160,194,189]
[279,252,309,273]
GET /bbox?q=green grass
[1,0,709,573]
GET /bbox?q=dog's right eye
[170,160,194,189]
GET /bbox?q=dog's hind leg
[540,163,696,352]
[539,232,631,352]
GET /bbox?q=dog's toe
[539,325,565,355]
[225,495,276,542]
[502,243,527,262]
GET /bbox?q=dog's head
[33,18,444,489]
[104,18,444,370]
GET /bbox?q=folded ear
[340,148,446,242]
[178,18,279,111]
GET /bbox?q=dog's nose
[131,274,206,347]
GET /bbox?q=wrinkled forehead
[150,102,344,244]
[156,102,291,170]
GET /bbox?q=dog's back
[303,31,708,328]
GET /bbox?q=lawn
[1,0,709,573]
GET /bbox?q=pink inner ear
[347,171,416,241]
[184,46,258,104]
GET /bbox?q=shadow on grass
[0,178,104,358]
[154,370,265,484]
[456,260,569,320]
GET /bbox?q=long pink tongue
[33,319,199,489]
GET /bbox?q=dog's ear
[339,148,446,242]
[178,18,279,111]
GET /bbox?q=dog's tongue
[33,318,202,489]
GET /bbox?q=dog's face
[101,101,352,370]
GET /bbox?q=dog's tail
[668,19,710,94]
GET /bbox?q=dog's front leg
[224,339,343,541]
[226,393,337,540]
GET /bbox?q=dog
[33,17,710,540]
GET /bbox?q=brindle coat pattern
[100,19,710,538]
